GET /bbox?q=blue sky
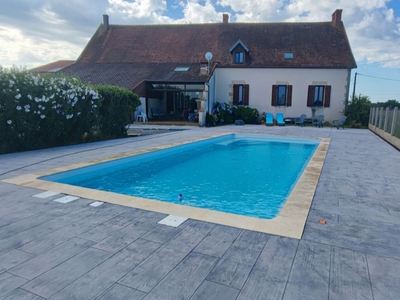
[1,0,399,103]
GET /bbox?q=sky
[1,0,399,103]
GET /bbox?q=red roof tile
[78,21,356,68]
[66,15,356,90]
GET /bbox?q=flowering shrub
[211,102,234,125]
[210,102,260,126]
[0,67,138,154]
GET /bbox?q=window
[174,66,190,72]
[307,85,331,107]
[271,85,292,107]
[284,52,294,60]
[234,52,244,63]
[233,84,249,105]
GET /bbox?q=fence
[369,106,400,150]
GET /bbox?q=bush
[210,102,260,125]
[0,67,102,153]
[96,85,140,138]
[345,94,372,127]
[233,106,259,124]
[206,112,216,127]
[211,102,234,125]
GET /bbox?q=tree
[345,94,372,127]
[376,99,400,108]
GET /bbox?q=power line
[357,58,400,67]
[357,73,400,82]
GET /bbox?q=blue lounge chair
[265,113,274,126]
[276,112,285,126]
[312,115,324,128]
[294,114,307,127]
[332,115,347,129]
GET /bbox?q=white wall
[214,68,350,122]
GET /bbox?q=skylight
[174,66,190,72]
[284,52,294,60]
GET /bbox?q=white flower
[77,112,81,116]
[66,114,73,119]
[16,106,22,110]
[27,94,32,100]
[7,120,12,124]
[40,115,45,119]
[15,94,21,99]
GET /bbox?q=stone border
[369,124,400,151]
[2,134,330,239]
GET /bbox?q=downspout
[345,69,352,112]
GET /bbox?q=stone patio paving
[0,125,399,299]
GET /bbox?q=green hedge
[96,85,140,137]
[0,67,140,154]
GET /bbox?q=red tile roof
[77,21,356,68]
[66,15,356,90]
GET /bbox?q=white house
[65,9,356,124]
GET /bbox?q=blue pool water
[41,134,319,219]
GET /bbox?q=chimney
[103,14,109,30]
[332,9,342,26]
[223,14,229,24]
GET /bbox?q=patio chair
[312,115,324,128]
[136,111,148,122]
[265,113,274,126]
[276,112,285,126]
[331,115,347,129]
[294,114,307,127]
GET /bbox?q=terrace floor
[0,125,399,300]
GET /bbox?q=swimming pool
[41,134,319,219]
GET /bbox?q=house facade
[65,9,356,125]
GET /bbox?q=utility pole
[352,72,357,102]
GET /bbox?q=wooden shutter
[287,85,293,107]
[233,84,239,105]
[271,85,277,106]
[324,85,331,107]
[243,84,249,106]
[307,85,314,107]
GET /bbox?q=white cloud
[107,0,167,19]
[0,0,399,71]
[0,24,82,68]
[180,0,221,23]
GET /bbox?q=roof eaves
[229,39,250,53]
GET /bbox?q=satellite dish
[205,52,213,61]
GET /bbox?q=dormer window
[229,39,249,65]
[234,52,244,63]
